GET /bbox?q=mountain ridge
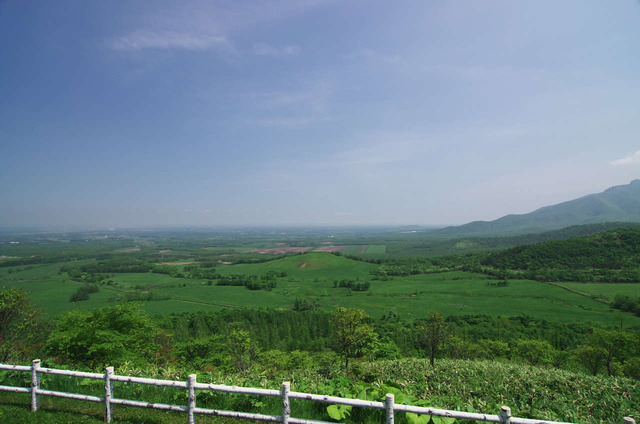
[432,179,640,237]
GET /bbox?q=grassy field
[340,245,368,255]
[2,252,639,327]
[364,244,386,254]
[555,282,640,300]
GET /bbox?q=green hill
[433,180,640,237]
[386,222,640,257]
[479,227,640,283]
[216,252,378,280]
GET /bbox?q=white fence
[0,360,636,424]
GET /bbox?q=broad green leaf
[384,386,406,404]
[327,404,351,421]
[432,416,456,424]
[406,412,432,424]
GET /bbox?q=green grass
[340,245,368,255]
[110,273,184,288]
[3,252,639,327]
[555,282,640,301]
[0,393,247,423]
[322,273,635,325]
[364,244,386,254]
[216,252,378,280]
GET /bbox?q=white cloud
[610,151,640,166]
[107,30,227,51]
[253,42,299,56]
[106,1,334,53]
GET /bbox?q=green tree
[479,339,510,360]
[414,311,447,366]
[514,339,553,366]
[0,288,43,362]
[45,303,162,369]
[623,356,640,379]
[331,307,375,369]
[589,329,635,376]
[575,344,607,375]
[225,329,259,373]
[175,335,224,370]
[445,336,481,360]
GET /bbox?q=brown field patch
[299,263,308,269]
[118,246,140,252]
[313,245,346,253]
[246,247,313,254]
[159,249,172,253]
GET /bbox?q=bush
[69,284,99,302]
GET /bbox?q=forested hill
[388,222,640,257]
[432,179,640,237]
[481,227,640,272]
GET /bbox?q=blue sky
[1,0,640,228]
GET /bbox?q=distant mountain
[433,180,640,237]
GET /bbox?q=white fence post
[104,366,114,423]
[500,406,511,424]
[187,374,197,424]
[31,359,40,412]
[281,382,290,424]
[623,418,635,424]
[385,393,394,424]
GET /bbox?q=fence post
[104,366,114,423]
[187,374,197,424]
[31,359,41,412]
[500,406,511,424]
[385,393,395,424]
[623,418,635,424]
[281,382,290,424]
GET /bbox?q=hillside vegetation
[2,224,640,424]
[432,180,640,237]
[384,222,640,257]
[477,227,640,282]
[0,358,637,424]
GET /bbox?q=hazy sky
[2,1,640,228]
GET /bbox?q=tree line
[2,288,639,380]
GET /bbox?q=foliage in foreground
[1,358,637,424]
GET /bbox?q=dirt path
[543,281,610,305]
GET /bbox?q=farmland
[1,246,638,327]
[2,226,640,423]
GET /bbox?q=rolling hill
[480,227,640,271]
[433,179,640,237]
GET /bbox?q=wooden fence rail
[0,360,635,424]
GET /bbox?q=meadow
[2,251,638,327]
[2,228,640,424]
[556,282,640,300]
